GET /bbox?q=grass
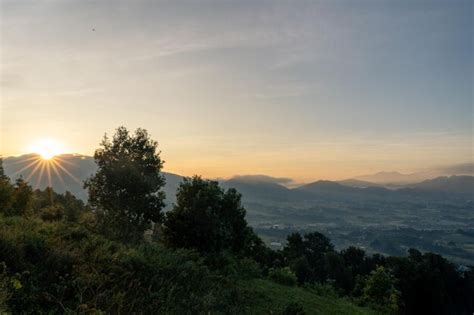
[237,278,379,315]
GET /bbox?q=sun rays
[10,154,82,190]
[28,139,65,160]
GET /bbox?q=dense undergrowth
[0,215,375,314]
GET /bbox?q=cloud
[230,174,294,185]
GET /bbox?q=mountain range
[3,154,473,203]
[354,163,474,185]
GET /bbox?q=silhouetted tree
[303,232,334,282]
[387,251,474,315]
[163,176,250,254]
[0,158,13,213]
[84,126,165,242]
[289,256,313,285]
[283,231,334,283]
[284,233,305,259]
[10,178,33,216]
[325,251,353,293]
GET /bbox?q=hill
[0,215,376,315]
[355,171,431,185]
[222,176,294,202]
[338,179,382,188]
[3,154,184,205]
[412,175,474,196]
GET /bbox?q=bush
[0,263,11,313]
[282,302,306,315]
[40,205,64,221]
[0,216,244,314]
[358,266,400,314]
[268,267,297,286]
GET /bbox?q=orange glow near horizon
[28,139,65,160]
[9,154,82,189]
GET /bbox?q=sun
[29,139,64,160]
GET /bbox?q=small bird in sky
[92,28,96,31]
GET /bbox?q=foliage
[84,126,165,242]
[290,256,313,285]
[0,216,244,314]
[386,250,474,314]
[0,262,11,314]
[39,204,65,221]
[0,215,377,314]
[358,266,400,314]
[268,267,298,286]
[282,302,306,315]
[163,176,252,254]
[278,231,474,314]
[237,279,376,315]
[0,158,14,213]
[9,178,33,216]
[283,232,335,283]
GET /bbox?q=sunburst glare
[11,139,80,190]
[29,139,64,160]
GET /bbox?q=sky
[1,0,472,182]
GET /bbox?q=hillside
[0,215,376,315]
[338,179,382,188]
[237,279,376,315]
[412,175,474,196]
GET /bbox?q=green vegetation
[163,176,253,254]
[237,279,377,315]
[84,127,166,243]
[0,127,473,314]
[0,215,379,314]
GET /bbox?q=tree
[303,232,334,282]
[303,232,334,261]
[289,256,313,285]
[282,232,335,283]
[10,178,33,216]
[387,252,474,315]
[62,191,83,222]
[284,233,305,259]
[163,176,251,254]
[325,252,353,293]
[361,266,399,314]
[84,127,165,242]
[0,158,13,213]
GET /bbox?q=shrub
[268,267,297,286]
[282,302,306,315]
[40,205,64,221]
[0,263,11,313]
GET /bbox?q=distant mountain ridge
[354,164,474,185]
[355,171,435,185]
[337,179,383,188]
[412,176,474,196]
[3,154,184,204]
[3,154,473,203]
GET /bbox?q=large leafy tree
[163,176,251,254]
[85,127,165,242]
